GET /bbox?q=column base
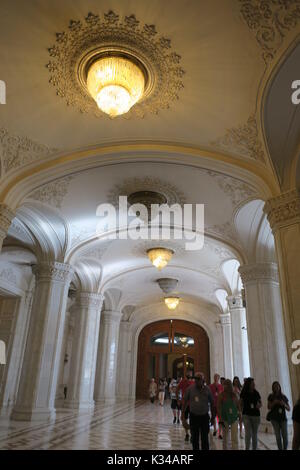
[64,400,95,411]
[11,407,55,422]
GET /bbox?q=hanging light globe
[86,56,145,117]
[164,296,180,310]
[147,247,174,270]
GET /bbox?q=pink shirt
[209,383,224,406]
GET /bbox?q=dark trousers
[189,412,210,450]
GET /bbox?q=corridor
[0,400,290,450]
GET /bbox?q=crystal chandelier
[178,336,189,348]
[86,56,145,117]
[147,248,174,270]
[164,296,180,310]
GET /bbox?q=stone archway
[136,319,210,399]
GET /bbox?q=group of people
[149,372,300,450]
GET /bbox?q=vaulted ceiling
[0,0,299,316]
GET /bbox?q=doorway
[136,319,210,398]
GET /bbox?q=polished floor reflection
[0,400,292,450]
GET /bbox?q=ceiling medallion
[46,11,185,119]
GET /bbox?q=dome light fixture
[164,296,180,310]
[86,55,145,117]
[147,247,174,270]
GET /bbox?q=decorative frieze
[239,262,279,284]
[33,262,74,283]
[264,189,300,232]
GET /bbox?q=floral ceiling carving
[81,241,113,260]
[206,169,257,207]
[205,221,238,242]
[107,176,186,208]
[239,0,300,64]
[46,11,185,119]
[211,114,265,163]
[0,128,56,174]
[27,176,74,209]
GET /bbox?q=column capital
[264,189,300,232]
[33,261,74,283]
[102,309,123,323]
[76,292,104,309]
[239,262,279,284]
[227,294,243,310]
[219,312,231,325]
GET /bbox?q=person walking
[184,372,214,450]
[209,373,224,439]
[149,378,157,404]
[233,376,243,438]
[158,378,167,406]
[170,378,180,424]
[267,381,290,450]
[292,396,300,450]
[177,373,194,442]
[217,379,241,450]
[240,377,262,450]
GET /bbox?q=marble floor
[0,400,293,450]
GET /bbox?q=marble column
[0,290,33,409]
[219,313,234,380]
[227,295,250,380]
[116,321,133,400]
[94,310,122,403]
[239,263,292,422]
[0,204,15,252]
[64,292,104,410]
[11,262,73,421]
[264,189,300,402]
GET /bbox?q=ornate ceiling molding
[46,11,185,119]
[239,0,300,64]
[206,168,257,206]
[0,128,56,174]
[81,241,113,260]
[205,221,238,242]
[211,114,266,163]
[107,176,186,208]
[0,204,15,239]
[27,176,74,209]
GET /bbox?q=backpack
[221,394,239,425]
